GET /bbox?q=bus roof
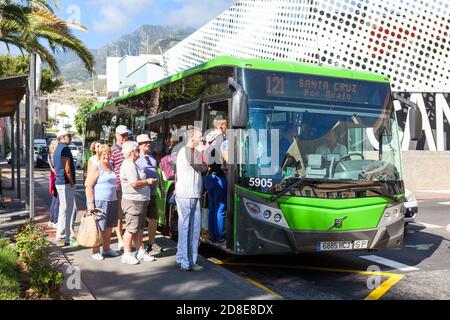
[91,56,390,112]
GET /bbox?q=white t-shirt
[315,143,347,157]
[120,160,150,201]
[175,146,203,199]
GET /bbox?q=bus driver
[315,125,347,157]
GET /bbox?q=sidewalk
[0,164,275,300]
[412,190,450,201]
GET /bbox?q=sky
[56,0,238,49]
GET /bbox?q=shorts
[146,196,157,219]
[122,199,148,234]
[94,200,119,231]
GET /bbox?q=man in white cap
[111,125,129,250]
[54,131,78,247]
[135,134,164,254]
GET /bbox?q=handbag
[77,209,103,248]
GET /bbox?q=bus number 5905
[249,178,273,188]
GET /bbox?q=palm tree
[0,0,94,73]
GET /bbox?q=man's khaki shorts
[121,199,148,234]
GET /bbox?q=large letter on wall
[436,94,450,151]
[409,93,437,151]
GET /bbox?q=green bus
[86,56,422,255]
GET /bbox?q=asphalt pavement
[2,165,450,300]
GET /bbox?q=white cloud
[92,0,153,33]
[167,0,237,28]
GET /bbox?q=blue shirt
[135,154,158,196]
[94,163,117,201]
[54,142,76,185]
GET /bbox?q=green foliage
[0,237,10,249]
[40,68,64,94]
[0,55,63,93]
[15,221,64,298]
[0,0,94,73]
[74,98,94,135]
[0,246,21,300]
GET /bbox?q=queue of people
[48,118,229,270]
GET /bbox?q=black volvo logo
[328,216,348,230]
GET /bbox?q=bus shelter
[0,75,32,224]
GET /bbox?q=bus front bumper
[236,211,404,255]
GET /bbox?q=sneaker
[121,253,140,265]
[55,239,65,247]
[102,249,120,258]
[65,238,79,247]
[91,253,104,261]
[136,250,156,262]
[180,264,204,272]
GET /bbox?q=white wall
[106,57,121,96]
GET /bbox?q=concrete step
[0,210,30,219]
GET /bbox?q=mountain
[56,25,195,82]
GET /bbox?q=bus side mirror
[393,93,423,141]
[409,107,422,141]
[229,77,248,129]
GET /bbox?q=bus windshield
[238,69,403,196]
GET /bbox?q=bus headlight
[245,202,260,215]
[243,198,289,228]
[378,203,403,228]
[263,210,272,219]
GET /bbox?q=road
[199,200,450,300]
[31,168,450,300]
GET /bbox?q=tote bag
[77,210,102,248]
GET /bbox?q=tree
[0,54,63,93]
[74,98,94,136]
[0,0,94,73]
[46,116,57,130]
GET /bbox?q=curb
[49,243,96,300]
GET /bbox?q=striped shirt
[111,143,125,189]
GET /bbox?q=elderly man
[54,131,77,247]
[175,127,208,271]
[111,125,129,250]
[135,134,164,253]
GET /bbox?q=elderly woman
[120,141,156,265]
[85,144,120,261]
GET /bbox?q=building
[163,0,450,153]
[106,54,165,98]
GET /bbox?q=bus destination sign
[264,74,384,105]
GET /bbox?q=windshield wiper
[362,187,399,201]
[268,178,306,203]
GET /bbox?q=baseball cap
[116,125,128,135]
[136,134,151,144]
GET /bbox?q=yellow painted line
[364,274,404,300]
[212,260,404,300]
[244,277,284,299]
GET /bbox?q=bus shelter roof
[0,75,28,117]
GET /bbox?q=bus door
[201,99,233,249]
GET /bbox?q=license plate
[318,241,353,251]
[318,240,369,251]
